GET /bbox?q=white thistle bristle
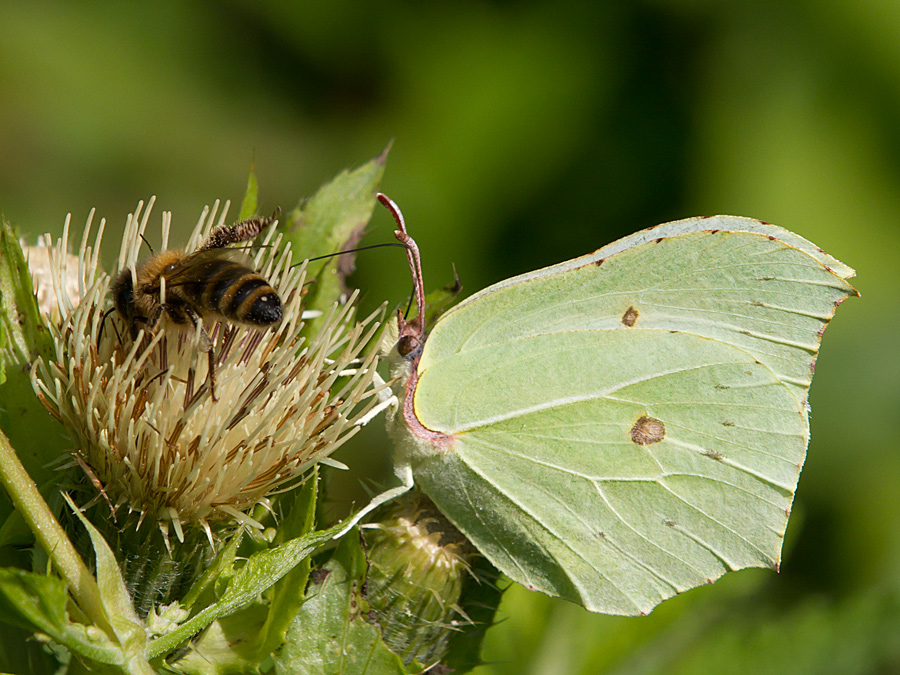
[31,199,385,542]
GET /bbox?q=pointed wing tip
[668,215,857,282]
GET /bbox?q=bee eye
[113,271,134,317]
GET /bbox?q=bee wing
[162,248,254,289]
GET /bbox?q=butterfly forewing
[420,219,854,402]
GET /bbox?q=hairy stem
[0,428,111,635]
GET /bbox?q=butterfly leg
[353,370,398,428]
[332,463,414,540]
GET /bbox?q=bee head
[110,268,140,337]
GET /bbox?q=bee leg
[206,346,218,403]
[131,305,164,353]
[182,306,218,402]
[146,303,167,335]
[97,307,124,350]
[199,207,281,251]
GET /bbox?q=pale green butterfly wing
[402,216,856,616]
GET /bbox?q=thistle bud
[364,491,475,668]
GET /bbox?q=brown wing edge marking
[403,366,455,451]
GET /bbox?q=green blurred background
[1,2,897,673]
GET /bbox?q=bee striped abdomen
[229,275,282,324]
[186,259,282,326]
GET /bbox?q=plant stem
[0,428,112,634]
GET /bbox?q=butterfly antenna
[377,193,426,355]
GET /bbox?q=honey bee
[108,210,283,400]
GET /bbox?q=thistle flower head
[22,235,81,319]
[32,198,383,543]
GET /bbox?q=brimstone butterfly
[352,194,857,617]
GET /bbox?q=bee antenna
[139,233,155,255]
[403,287,416,320]
[295,241,406,267]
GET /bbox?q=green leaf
[172,473,324,672]
[0,567,124,667]
[0,566,68,634]
[238,165,259,221]
[422,266,462,332]
[180,528,245,614]
[273,531,409,675]
[284,147,388,321]
[163,602,270,675]
[255,468,319,656]
[0,621,64,674]
[148,518,348,661]
[0,219,71,537]
[66,495,154,675]
[0,219,52,366]
[396,216,858,616]
[441,556,505,674]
